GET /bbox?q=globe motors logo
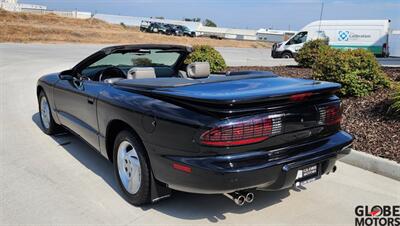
[355,205,400,226]
[338,30,350,41]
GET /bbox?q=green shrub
[132,57,152,66]
[312,47,390,97]
[184,45,227,73]
[389,88,400,116]
[295,39,329,68]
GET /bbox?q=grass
[0,10,271,48]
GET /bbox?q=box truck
[271,20,391,58]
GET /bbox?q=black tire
[38,91,60,135]
[113,130,151,206]
[281,52,293,58]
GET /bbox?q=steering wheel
[99,66,126,82]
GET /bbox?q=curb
[339,149,400,181]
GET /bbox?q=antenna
[318,1,324,38]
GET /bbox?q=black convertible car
[37,44,353,206]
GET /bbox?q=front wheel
[281,52,293,58]
[113,130,151,206]
[38,91,60,135]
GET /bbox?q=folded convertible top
[114,71,340,106]
[115,71,278,89]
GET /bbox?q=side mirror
[59,69,77,81]
[59,74,74,81]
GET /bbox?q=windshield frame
[72,45,191,78]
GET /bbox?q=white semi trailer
[271,20,391,58]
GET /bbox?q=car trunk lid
[114,73,341,116]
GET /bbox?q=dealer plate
[295,164,319,187]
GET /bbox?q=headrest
[127,67,156,79]
[186,62,210,79]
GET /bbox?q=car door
[53,76,105,150]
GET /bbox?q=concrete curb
[339,149,400,181]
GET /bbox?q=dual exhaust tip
[224,191,254,206]
[224,165,338,206]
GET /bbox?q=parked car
[146,22,168,34]
[139,20,151,32]
[164,24,182,36]
[176,25,196,37]
[272,20,391,58]
[37,44,353,206]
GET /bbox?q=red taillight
[319,104,342,125]
[200,116,282,147]
[290,92,313,101]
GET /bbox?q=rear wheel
[113,130,151,206]
[38,91,59,135]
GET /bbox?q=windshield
[80,49,183,79]
[181,26,190,32]
[288,31,308,45]
[90,49,181,68]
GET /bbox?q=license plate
[295,164,319,187]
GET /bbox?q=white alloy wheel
[117,141,142,194]
[40,96,51,130]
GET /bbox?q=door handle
[87,97,94,105]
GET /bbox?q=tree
[203,19,217,27]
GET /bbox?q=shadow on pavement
[32,112,293,222]
[149,189,291,222]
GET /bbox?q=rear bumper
[150,131,353,194]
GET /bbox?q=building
[0,0,47,13]
[94,14,202,32]
[390,30,400,57]
[196,26,258,40]
[94,13,298,42]
[1,0,294,43]
[0,0,92,19]
[256,29,296,43]
[94,14,261,41]
[0,0,19,11]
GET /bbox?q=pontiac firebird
[37,44,353,206]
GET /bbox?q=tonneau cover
[115,71,277,89]
[114,71,341,105]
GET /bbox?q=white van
[271,20,391,58]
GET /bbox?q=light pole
[318,1,324,38]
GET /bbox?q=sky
[21,0,400,30]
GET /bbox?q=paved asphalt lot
[0,43,399,225]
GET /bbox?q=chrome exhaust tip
[223,192,246,206]
[332,165,337,173]
[245,192,254,203]
[236,195,246,206]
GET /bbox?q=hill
[0,10,270,48]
